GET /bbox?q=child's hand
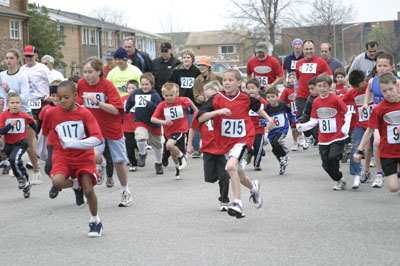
[187,145,194,155]
[360,104,368,113]
[397,125,400,133]
[353,153,362,163]
[296,123,303,132]
[2,82,9,92]
[163,120,173,126]
[266,122,273,133]
[10,120,17,127]
[217,108,231,116]
[197,95,205,102]
[82,93,96,104]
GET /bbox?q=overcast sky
[31,0,400,34]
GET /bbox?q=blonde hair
[181,49,196,64]
[224,69,241,81]
[161,82,179,94]
[204,80,222,92]
[141,72,155,87]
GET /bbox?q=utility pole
[264,0,269,45]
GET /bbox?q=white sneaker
[249,180,263,208]
[298,135,305,146]
[31,171,41,185]
[333,179,346,191]
[302,136,313,150]
[372,174,384,188]
[118,191,132,207]
[352,175,360,189]
[291,143,299,151]
[369,157,375,168]
[96,157,106,185]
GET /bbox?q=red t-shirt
[42,105,102,165]
[246,56,283,88]
[191,111,221,154]
[341,84,374,129]
[249,96,268,134]
[122,95,136,133]
[0,110,34,144]
[76,78,124,140]
[199,90,258,153]
[279,86,297,114]
[368,99,400,158]
[39,104,58,145]
[335,83,345,97]
[311,94,348,145]
[152,97,191,139]
[296,56,332,99]
[104,65,111,78]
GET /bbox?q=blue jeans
[349,126,365,176]
[186,111,201,151]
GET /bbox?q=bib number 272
[222,119,246,138]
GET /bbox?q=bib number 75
[221,119,246,138]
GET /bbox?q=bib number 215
[221,119,246,138]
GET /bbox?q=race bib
[83,92,106,109]
[387,125,400,144]
[29,99,41,110]
[124,100,135,113]
[6,119,25,134]
[164,105,184,120]
[205,120,214,131]
[291,60,298,70]
[221,119,246,138]
[180,77,195,89]
[358,105,374,122]
[301,63,317,74]
[249,104,264,117]
[255,76,268,86]
[55,120,86,140]
[347,105,356,114]
[272,114,285,129]
[319,118,337,133]
[135,94,151,108]
[290,102,297,113]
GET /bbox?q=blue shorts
[95,137,128,163]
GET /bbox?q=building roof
[185,30,250,46]
[0,6,29,18]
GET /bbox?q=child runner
[279,72,300,151]
[76,57,131,207]
[263,86,296,175]
[354,72,400,193]
[299,77,318,150]
[42,80,103,237]
[151,82,198,179]
[245,78,268,170]
[125,73,164,174]
[122,80,139,172]
[297,73,351,190]
[197,69,274,219]
[333,68,346,97]
[188,81,230,211]
[0,93,36,198]
[342,70,375,189]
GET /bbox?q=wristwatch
[95,100,100,106]
[356,149,364,155]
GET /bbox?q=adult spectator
[107,47,142,97]
[41,55,64,81]
[348,41,378,76]
[123,36,153,73]
[152,42,181,97]
[247,41,284,98]
[103,48,116,78]
[320,43,344,75]
[283,38,304,79]
[295,40,332,117]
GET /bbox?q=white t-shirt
[20,62,54,99]
[0,70,31,112]
[50,69,64,81]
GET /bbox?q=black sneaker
[227,202,245,219]
[88,221,103,237]
[138,153,147,167]
[106,176,114,188]
[17,176,28,189]
[155,163,163,174]
[162,155,169,167]
[73,188,85,207]
[177,155,187,170]
[175,167,180,180]
[22,181,32,198]
[49,186,59,199]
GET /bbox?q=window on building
[220,45,235,54]
[10,20,20,40]
[82,28,90,45]
[57,24,64,42]
[108,32,113,46]
[89,29,96,45]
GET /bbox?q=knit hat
[292,38,303,48]
[114,47,128,60]
[198,56,211,67]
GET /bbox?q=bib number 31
[221,119,246,138]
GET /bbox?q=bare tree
[228,0,303,56]
[90,5,128,26]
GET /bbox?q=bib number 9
[221,119,246,138]
[387,125,400,144]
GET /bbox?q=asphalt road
[1,138,399,266]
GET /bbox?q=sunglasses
[24,55,34,58]
[161,50,169,53]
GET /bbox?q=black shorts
[380,157,400,176]
[30,98,49,121]
[203,152,230,183]
[167,133,185,153]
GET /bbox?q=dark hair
[307,76,317,86]
[141,72,155,87]
[246,78,260,88]
[127,79,139,88]
[58,80,76,93]
[379,72,396,86]
[265,86,279,96]
[333,68,346,78]
[315,73,332,86]
[68,75,81,83]
[376,52,394,66]
[348,70,365,86]
[366,41,378,50]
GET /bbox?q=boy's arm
[28,122,38,134]
[60,137,102,150]
[188,98,198,113]
[362,79,373,111]
[296,118,319,132]
[150,116,173,126]
[187,128,195,154]
[353,127,374,163]
[0,123,13,135]
[125,93,135,114]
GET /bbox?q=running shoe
[249,180,263,209]
[155,163,164,174]
[31,172,41,185]
[106,176,114,188]
[49,186,59,199]
[119,191,132,207]
[192,151,201,158]
[302,136,313,150]
[352,175,361,189]
[333,180,346,191]
[228,202,245,219]
[279,155,289,175]
[291,143,299,151]
[73,188,85,207]
[88,221,103,238]
[219,202,229,212]
[178,155,187,170]
[138,153,147,167]
[372,174,384,188]
[175,167,180,180]
[360,172,371,183]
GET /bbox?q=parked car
[211,63,231,75]
[234,66,247,80]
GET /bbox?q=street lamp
[342,23,361,64]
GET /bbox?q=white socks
[154,148,163,164]
[72,178,80,190]
[90,215,100,223]
[137,141,147,155]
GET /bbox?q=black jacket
[152,55,181,96]
[128,49,153,73]
[169,63,201,103]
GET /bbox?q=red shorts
[50,161,98,187]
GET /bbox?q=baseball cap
[104,48,115,60]
[24,45,37,56]
[197,56,211,67]
[255,42,268,53]
[160,42,172,51]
